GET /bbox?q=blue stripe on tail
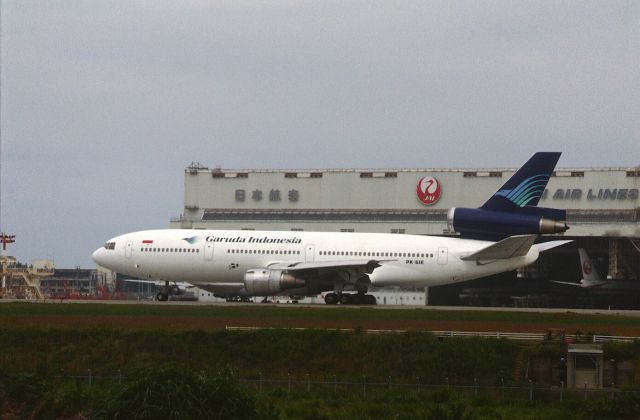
[482,152,561,212]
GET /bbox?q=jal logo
[416,177,442,205]
[582,260,593,275]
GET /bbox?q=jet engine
[244,269,306,295]
[447,207,568,238]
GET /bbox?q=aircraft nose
[92,247,105,266]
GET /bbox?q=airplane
[552,248,640,291]
[92,152,571,304]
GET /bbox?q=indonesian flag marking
[142,240,153,244]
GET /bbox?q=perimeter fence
[225,325,640,343]
[41,370,640,404]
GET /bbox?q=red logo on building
[416,177,442,205]
[582,260,593,275]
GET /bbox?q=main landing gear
[155,281,170,301]
[324,292,376,305]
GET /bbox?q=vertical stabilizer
[447,152,568,240]
[481,152,561,212]
[578,248,603,286]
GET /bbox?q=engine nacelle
[448,207,568,237]
[244,269,306,295]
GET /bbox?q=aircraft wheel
[365,294,377,305]
[324,293,338,305]
[339,294,352,305]
[156,292,168,301]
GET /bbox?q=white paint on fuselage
[92,229,539,290]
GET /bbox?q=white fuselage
[92,229,539,293]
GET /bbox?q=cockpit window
[105,242,116,250]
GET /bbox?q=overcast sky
[1,1,638,268]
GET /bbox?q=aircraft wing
[194,259,392,297]
[124,279,196,289]
[267,259,388,274]
[551,280,608,289]
[460,235,537,262]
[267,259,393,287]
[269,259,390,283]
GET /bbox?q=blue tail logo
[481,152,560,211]
[494,174,550,207]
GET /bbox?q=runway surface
[3,298,640,317]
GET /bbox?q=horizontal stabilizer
[460,235,537,262]
[533,240,573,253]
[550,280,583,287]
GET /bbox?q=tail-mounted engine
[244,269,306,295]
[447,207,568,238]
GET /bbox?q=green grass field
[1,302,639,336]
[2,302,640,419]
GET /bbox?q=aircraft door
[305,244,315,262]
[437,247,448,265]
[125,241,133,259]
[204,242,214,261]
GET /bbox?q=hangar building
[170,162,640,306]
